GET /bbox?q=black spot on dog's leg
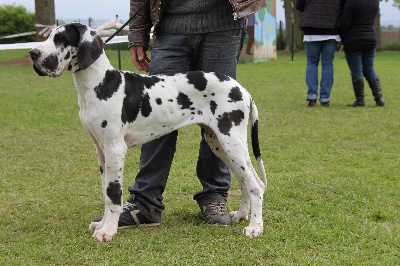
[156,98,162,105]
[106,181,122,205]
[217,113,232,136]
[229,110,245,126]
[101,120,107,128]
[217,109,244,136]
[228,86,243,102]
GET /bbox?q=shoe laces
[123,201,136,212]
[207,202,227,216]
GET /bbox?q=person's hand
[129,45,150,72]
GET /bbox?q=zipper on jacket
[228,0,238,20]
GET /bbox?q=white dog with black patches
[29,23,267,242]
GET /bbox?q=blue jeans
[305,40,337,103]
[345,49,377,79]
[128,30,245,222]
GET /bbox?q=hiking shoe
[93,201,160,228]
[199,201,231,225]
[307,99,317,107]
[321,101,330,107]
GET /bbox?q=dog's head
[29,23,104,77]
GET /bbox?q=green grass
[0,49,399,265]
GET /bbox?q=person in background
[246,13,256,55]
[94,0,266,228]
[296,0,344,107]
[340,0,385,107]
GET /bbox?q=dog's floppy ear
[69,22,105,70]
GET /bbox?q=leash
[104,0,150,44]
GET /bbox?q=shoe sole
[207,223,230,227]
[118,222,161,229]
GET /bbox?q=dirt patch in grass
[0,56,32,66]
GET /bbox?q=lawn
[0,48,399,265]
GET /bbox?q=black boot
[366,76,385,107]
[348,77,365,107]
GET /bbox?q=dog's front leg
[91,140,127,242]
[88,139,106,231]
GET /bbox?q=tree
[35,0,55,41]
[0,4,36,44]
[282,0,302,53]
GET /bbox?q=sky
[1,0,400,26]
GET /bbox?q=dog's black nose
[29,48,41,60]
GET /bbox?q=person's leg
[305,41,321,103]
[345,51,363,78]
[246,26,255,55]
[361,48,377,78]
[362,49,385,106]
[191,29,244,224]
[345,51,365,107]
[319,39,337,104]
[127,33,194,222]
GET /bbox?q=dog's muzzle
[30,48,46,76]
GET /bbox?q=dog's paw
[229,211,248,222]
[92,227,117,242]
[89,221,102,231]
[244,225,263,238]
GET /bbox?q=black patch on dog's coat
[177,93,193,110]
[94,70,122,100]
[141,93,152,117]
[64,51,71,60]
[42,54,59,73]
[215,73,231,82]
[187,71,207,91]
[106,181,122,205]
[62,24,80,47]
[121,73,163,123]
[217,109,245,136]
[143,75,163,88]
[228,86,243,102]
[210,100,218,115]
[101,120,107,128]
[53,31,75,48]
[156,98,162,105]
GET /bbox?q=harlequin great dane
[29,23,267,242]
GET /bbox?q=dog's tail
[250,98,267,188]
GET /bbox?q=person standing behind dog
[296,0,344,107]
[93,0,266,228]
[340,0,385,107]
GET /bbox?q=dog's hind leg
[204,128,265,238]
[231,157,265,238]
[90,140,127,242]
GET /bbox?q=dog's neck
[72,52,114,95]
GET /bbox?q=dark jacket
[128,0,266,49]
[296,0,343,35]
[340,0,379,49]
